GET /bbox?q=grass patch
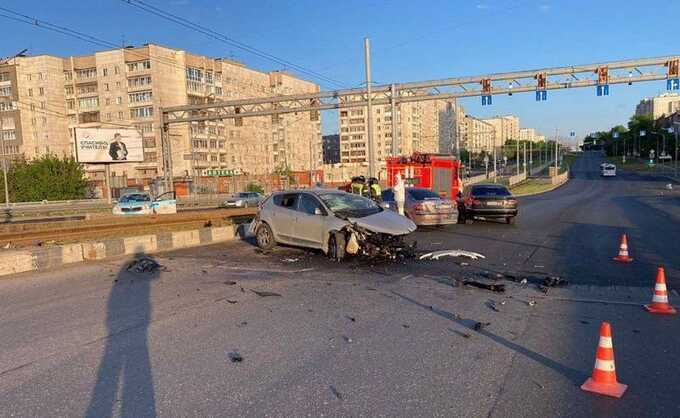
[510,179,556,196]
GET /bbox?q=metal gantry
[160,55,680,185]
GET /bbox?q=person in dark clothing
[108,133,128,161]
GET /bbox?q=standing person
[394,173,406,216]
[368,177,382,202]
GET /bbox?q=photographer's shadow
[86,250,160,418]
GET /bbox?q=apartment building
[635,92,680,120]
[0,44,322,184]
[338,99,454,164]
[519,128,536,142]
[482,115,520,147]
[462,116,495,153]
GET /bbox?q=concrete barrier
[551,170,570,185]
[465,171,497,187]
[508,172,528,187]
[0,224,236,278]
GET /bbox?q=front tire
[256,223,276,250]
[505,216,515,225]
[328,231,346,261]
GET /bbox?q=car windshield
[318,192,381,218]
[408,188,441,200]
[471,186,511,197]
[119,194,150,203]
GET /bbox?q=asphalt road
[0,152,678,417]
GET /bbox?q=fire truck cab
[386,153,462,199]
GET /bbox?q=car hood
[348,210,417,235]
[115,201,149,208]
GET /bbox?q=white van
[601,164,616,177]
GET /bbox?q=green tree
[0,156,89,203]
[245,182,264,194]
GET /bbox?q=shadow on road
[391,291,585,385]
[85,250,159,418]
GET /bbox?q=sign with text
[75,128,143,163]
[201,168,243,177]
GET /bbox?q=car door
[269,193,298,241]
[292,193,326,247]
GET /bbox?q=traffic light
[534,73,547,101]
[480,79,492,105]
[595,67,609,96]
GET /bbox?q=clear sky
[1,0,677,143]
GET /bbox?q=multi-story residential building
[519,128,536,142]
[462,116,496,153]
[635,93,680,120]
[482,115,520,147]
[535,134,546,142]
[337,100,454,164]
[0,44,322,185]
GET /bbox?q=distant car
[221,192,263,208]
[601,163,616,177]
[381,187,458,226]
[250,189,416,260]
[113,191,177,215]
[458,184,518,224]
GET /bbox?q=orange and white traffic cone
[613,234,633,263]
[581,322,627,398]
[644,266,677,315]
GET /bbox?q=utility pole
[454,97,460,158]
[390,83,398,156]
[674,122,680,177]
[516,138,520,175]
[529,140,533,176]
[523,141,527,174]
[0,116,9,208]
[554,128,559,173]
[364,37,375,178]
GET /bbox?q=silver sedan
[221,192,263,208]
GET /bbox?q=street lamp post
[673,122,680,177]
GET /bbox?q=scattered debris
[329,385,344,400]
[346,315,356,322]
[226,300,238,304]
[666,183,673,191]
[520,278,528,286]
[237,321,248,328]
[543,276,568,287]
[459,262,470,267]
[251,289,282,297]
[240,287,246,293]
[532,380,545,389]
[528,300,536,307]
[282,257,300,263]
[472,322,490,332]
[402,324,410,329]
[462,280,505,293]
[453,330,472,338]
[534,265,545,268]
[254,248,272,255]
[632,329,640,334]
[671,289,679,297]
[201,269,208,274]
[366,287,377,291]
[343,336,353,343]
[228,352,243,363]
[223,280,237,286]
[486,300,501,312]
[126,257,165,273]
[419,250,486,261]
[400,274,413,281]
[579,320,590,325]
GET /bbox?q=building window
[135,123,153,134]
[28,88,33,97]
[104,83,110,92]
[77,84,97,95]
[102,68,108,77]
[116,97,123,105]
[116,81,121,89]
[39,87,44,96]
[105,98,111,106]
[76,68,97,79]
[127,60,151,72]
[0,102,17,111]
[144,152,158,162]
[186,67,203,82]
[143,137,156,148]
[130,106,153,119]
[106,113,112,121]
[128,76,152,88]
[118,111,124,120]
[78,97,99,110]
[0,72,9,82]
[114,66,120,75]
[26,74,31,81]
[128,91,152,103]
[0,86,11,97]
[65,86,74,95]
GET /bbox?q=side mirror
[314,207,323,216]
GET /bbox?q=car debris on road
[126,256,166,273]
[419,250,486,260]
[250,289,282,297]
[462,280,505,293]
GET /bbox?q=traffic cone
[581,322,628,398]
[613,234,633,263]
[644,267,677,315]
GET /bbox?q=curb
[0,225,236,278]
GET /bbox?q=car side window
[273,193,298,209]
[297,194,324,215]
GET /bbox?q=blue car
[113,191,177,215]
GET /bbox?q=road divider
[0,225,236,277]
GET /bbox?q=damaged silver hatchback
[250,189,417,260]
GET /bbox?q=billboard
[75,128,144,163]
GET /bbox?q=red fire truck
[385,153,463,199]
